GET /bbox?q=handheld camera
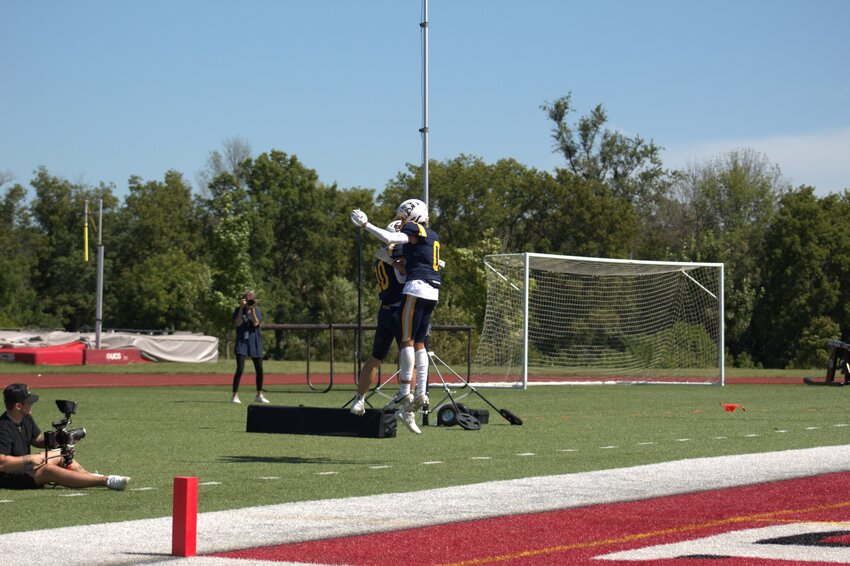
[43,400,86,468]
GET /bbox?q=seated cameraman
[0,384,130,491]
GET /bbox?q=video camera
[43,400,86,468]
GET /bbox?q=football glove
[350,209,368,227]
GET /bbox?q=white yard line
[3,444,850,566]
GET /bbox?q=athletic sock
[415,348,429,397]
[399,346,415,395]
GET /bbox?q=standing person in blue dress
[351,199,442,433]
[231,291,269,404]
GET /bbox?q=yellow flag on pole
[84,201,89,262]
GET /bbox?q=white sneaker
[106,475,130,491]
[405,393,429,413]
[397,410,422,434]
[384,392,413,411]
[254,393,270,404]
[231,394,241,404]
[350,398,366,416]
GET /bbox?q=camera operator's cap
[4,383,39,405]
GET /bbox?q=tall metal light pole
[420,0,429,206]
[95,199,104,349]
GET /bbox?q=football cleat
[397,410,422,434]
[404,393,429,414]
[384,392,413,411]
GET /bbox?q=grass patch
[0,381,848,534]
[0,361,823,379]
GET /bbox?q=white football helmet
[396,198,429,224]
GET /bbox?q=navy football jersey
[374,259,404,305]
[400,222,441,284]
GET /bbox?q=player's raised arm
[351,209,409,245]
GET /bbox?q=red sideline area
[0,342,144,366]
[0,342,87,365]
[212,471,850,565]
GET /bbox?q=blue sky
[2,0,849,199]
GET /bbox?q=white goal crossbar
[473,253,725,388]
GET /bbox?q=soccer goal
[472,253,724,387]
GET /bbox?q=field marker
[422,461,444,465]
[316,471,338,475]
[637,441,656,446]
[600,446,618,450]
[557,449,578,452]
[806,427,820,430]
[369,465,392,469]
[516,453,536,457]
[259,477,280,480]
[59,493,87,497]
[172,476,198,558]
[675,438,690,442]
[744,434,760,438]
[775,430,788,433]
[199,481,221,486]
[469,456,491,460]
[131,487,156,491]
[834,424,849,427]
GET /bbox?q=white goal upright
[473,253,724,387]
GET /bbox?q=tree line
[1,93,847,369]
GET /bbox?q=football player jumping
[351,199,443,434]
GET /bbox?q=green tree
[789,315,840,369]
[531,172,637,258]
[674,149,786,361]
[750,187,850,367]
[28,168,119,329]
[197,171,255,338]
[241,150,367,327]
[541,93,674,258]
[0,182,41,326]
[541,93,668,208]
[195,136,252,198]
[111,171,208,330]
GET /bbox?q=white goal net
[472,253,724,387]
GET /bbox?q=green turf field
[0,379,847,534]
[0,360,822,379]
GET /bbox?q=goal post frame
[476,252,725,388]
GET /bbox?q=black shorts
[400,295,437,344]
[371,304,402,361]
[0,473,40,490]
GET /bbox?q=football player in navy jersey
[351,199,442,434]
[350,222,407,417]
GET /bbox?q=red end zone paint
[210,471,850,565]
